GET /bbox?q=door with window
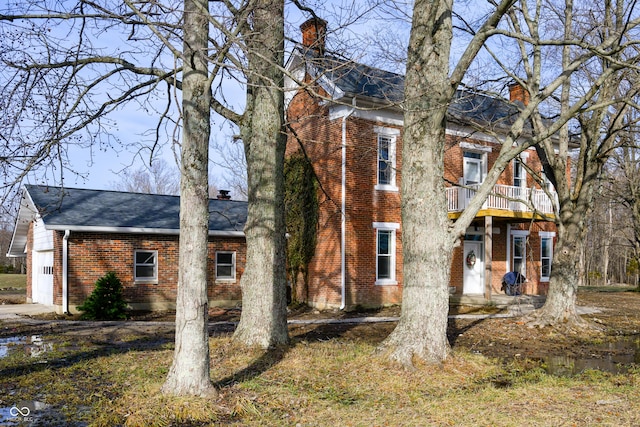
[32,250,54,306]
[463,240,484,294]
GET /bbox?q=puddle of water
[0,400,47,425]
[543,338,640,376]
[0,336,26,358]
[0,335,53,359]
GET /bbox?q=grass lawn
[1,287,639,426]
[0,335,638,426]
[0,273,26,290]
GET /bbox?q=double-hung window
[374,222,399,285]
[134,250,158,282]
[509,230,529,276]
[375,127,400,191]
[216,251,236,281]
[540,232,555,281]
[513,158,525,188]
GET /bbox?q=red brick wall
[59,232,245,309]
[287,84,558,307]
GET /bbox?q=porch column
[484,215,493,300]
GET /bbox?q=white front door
[32,250,54,306]
[463,241,484,294]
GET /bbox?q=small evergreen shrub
[77,271,128,320]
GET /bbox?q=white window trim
[507,227,529,275]
[375,127,400,192]
[373,222,399,285]
[134,250,158,283]
[539,231,555,282]
[215,251,237,282]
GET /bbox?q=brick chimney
[300,18,327,55]
[216,190,231,200]
[509,81,530,106]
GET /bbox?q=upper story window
[375,126,400,191]
[134,250,158,282]
[463,151,485,186]
[513,158,525,188]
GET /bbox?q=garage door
[32,250,54,306]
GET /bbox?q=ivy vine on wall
[284,151,319,302]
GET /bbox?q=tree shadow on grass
[447,316,491,348]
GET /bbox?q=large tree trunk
[378,0,454,366]
[162,0,216,397]
[233,0,289,348]
[528,195,590,328]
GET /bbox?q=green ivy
[284,152,319,302]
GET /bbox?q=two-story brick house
[285,18,558,309]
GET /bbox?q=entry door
[463,241,484,294]
[32,250,54,306]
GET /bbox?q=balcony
[447,184,556,219]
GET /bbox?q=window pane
[217,253,233,265]
[513,237,525,257]
[541,238,552,257]
[378,231,391,255]
[136,265,155,278]
[378,255,391,279]
[513,259,523,274]
[541,260,551,277]
[378,136,393,185]
[136,251,155,264]
[217,265,233,278]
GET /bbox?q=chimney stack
[300,18,327,55]
[217,190,231,200]
[509,81,530,106]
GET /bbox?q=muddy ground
[1,287,639,364]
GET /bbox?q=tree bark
[378,0,454,366]
[233,0,289,348]
[162,0,216,397]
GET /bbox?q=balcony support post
[484,215,493,301]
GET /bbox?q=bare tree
[112,158,180,195]
[377,0,640,366]
[0,0,290,394]
[517,1,640,327]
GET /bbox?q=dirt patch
[4,288,640,364]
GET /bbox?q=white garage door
[32,250,54,306]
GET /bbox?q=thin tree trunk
[233,0,289,348]
[162,0,216,397]
[378,0,454,366]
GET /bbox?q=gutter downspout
[340,98,356,310]
[62,230,70,314]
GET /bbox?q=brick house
[284,18,558,309]
[7,185,247,313]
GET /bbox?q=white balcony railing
[446,184,556,215]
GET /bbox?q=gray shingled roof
[305,51,526,132]
[25,185,247,232]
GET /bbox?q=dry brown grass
[2,331,638,426]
